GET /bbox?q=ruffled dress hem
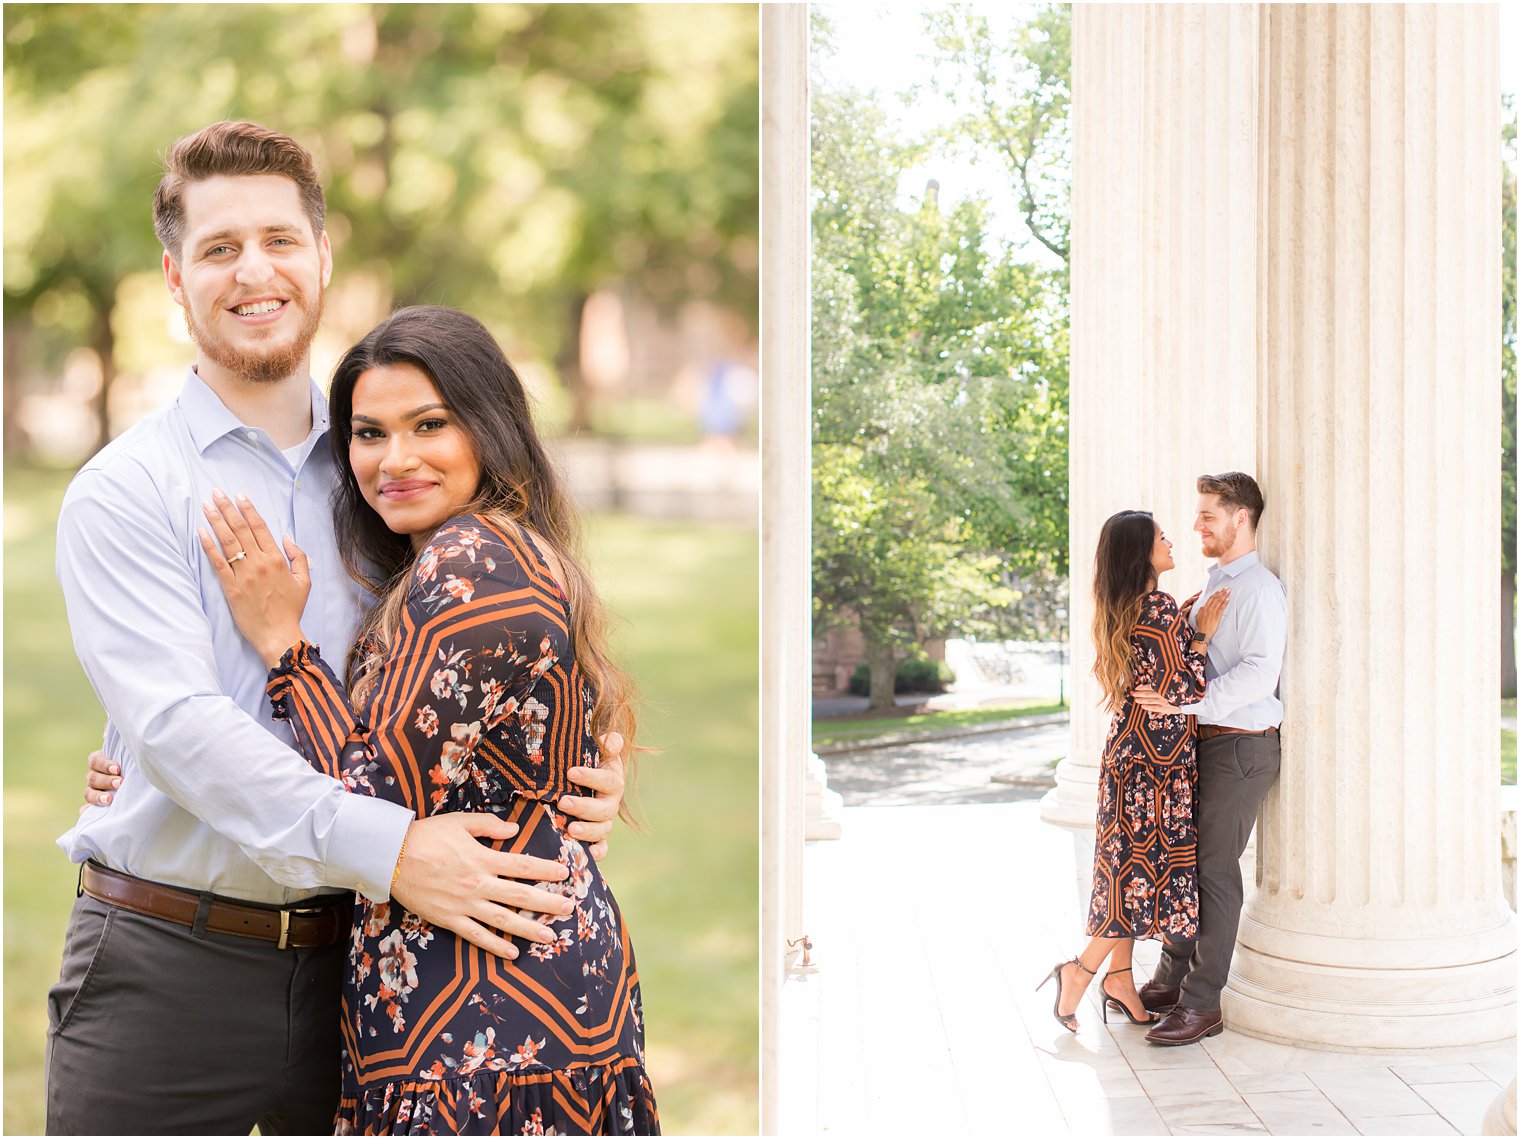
[337,1056,660,1136]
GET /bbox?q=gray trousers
[45,892,345,1135]
[1151,732,1281,1012]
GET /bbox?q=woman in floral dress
[1037,510,1228,1033]
[201,306,658,1134]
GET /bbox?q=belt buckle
[277,905,325,950]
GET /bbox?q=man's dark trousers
[45,893,343,1135]
[1152,732,1281,1012]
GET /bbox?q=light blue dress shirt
[1182,550,1288,729]
[55,370,411,904]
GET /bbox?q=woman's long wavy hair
[328,306,639,814]
[1091,510,1159,714]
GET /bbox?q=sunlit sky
[814,2,1518,256]
[812,4,1055,258]
[818,3,1519,102]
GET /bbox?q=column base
[804,753,844,841]
[1481,1077,1515,1136]
[1039,756,1099,830]
[1223,911,1518,1051]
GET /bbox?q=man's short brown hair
[152,121,326,259]
[1197,471,1265,530]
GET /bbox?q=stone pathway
[550,437,757,524]
[779,801,1513,1137]
[817,722,1069,807]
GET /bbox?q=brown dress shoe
[1144,1005,1223,1046]
[1138,982,1180,1013]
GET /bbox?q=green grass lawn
[3,465,758,1136]
[812,698,1067,748]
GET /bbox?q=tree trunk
[558,291,593,432]
[3,320,32,461]
[1502,568,1516,700]
[863,641,900,712]
[89,298,117,455]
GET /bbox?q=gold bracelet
[389,829,410,895]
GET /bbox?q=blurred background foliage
[4,4,759,1134]
[4,2,760,453]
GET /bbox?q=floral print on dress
[266,514,657,1135]
[1086,589,1208,941]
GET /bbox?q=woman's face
[349,361,482,549]
[1150,524,1175,577]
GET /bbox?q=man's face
[163,174,331,385]
[1194,493,1243,559]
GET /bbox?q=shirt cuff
[326,793,412,901]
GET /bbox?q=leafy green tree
[813,438,1009,710]
[922,2,1071,590]
[925,4,1070,266]
[811,75,1064,708]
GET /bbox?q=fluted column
[1227,3,1515,1049]
[1051,4,1261,845]
[761,5,809,1133]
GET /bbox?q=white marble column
[1227,2,1515,1050]
[1069,2,1514,1051]
[1050,4,1262,855]
[760,4,810,1133]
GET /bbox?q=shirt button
[245,430,257,442]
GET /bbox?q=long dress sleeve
[1132,591,1208,708]
[266,515,573,813]
[266,640,361,784]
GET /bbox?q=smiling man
[46,122,625,1134]
[1131,470,1287,1046]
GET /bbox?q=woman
[1037,510,1227,1031]
[199,306,658,1134]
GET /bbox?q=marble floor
[777,801,1515,1136]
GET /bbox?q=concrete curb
[814,710,1072,756]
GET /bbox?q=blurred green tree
[4,3,759,451]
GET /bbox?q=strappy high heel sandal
[1036,957,1094,1032]
[1099,966,1159,1024]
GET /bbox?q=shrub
[847,655,956,696]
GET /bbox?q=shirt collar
[179,368,330,455]
[1210,549,1260,580]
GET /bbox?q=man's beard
[184,291,323,384]
[1201,520,1237,558]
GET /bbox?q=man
[1131,471,1287,1046]
[47,121,625,1133]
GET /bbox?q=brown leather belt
[1198,724,1280,741]
[80,861,350,949]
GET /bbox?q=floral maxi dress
[268,514,658,1135]
[1086,590,1208,941]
